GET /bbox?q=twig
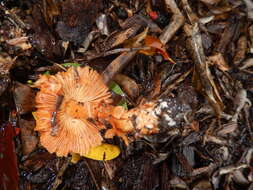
[78,31,99,53]
[102,51,137,84]
[159,0,185,44]
[159,68,193,98]
[0,4,28,30]
[101,28,149,83]
[181,0,199,24]
[184,23,223,116]
[78,47,151,61]
[84,159,101,190]
[51,158,70,190]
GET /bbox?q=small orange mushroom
[34,67,112,156]
[34,66,160,157]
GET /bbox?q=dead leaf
[13,82,35,114]
[43,0,60,26]
[233,35,247,65]
[113,74,139,99]
[149,73,162,98]
[56,0,101,43]
[98,25,141,52]
[19,119,38,155]
[208,53,229,71]
[139,35,176,63]
[29,5,63,58]
[7,36,32,50]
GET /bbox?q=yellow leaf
[83,143,120,161]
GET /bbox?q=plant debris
[0,0,253,189]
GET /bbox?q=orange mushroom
[34,67,112,156]
[97,101,159,145]
[34,66,160,157]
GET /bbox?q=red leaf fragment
[0,123,19,190]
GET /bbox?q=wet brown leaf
[29,5,63,58]
[192,180,212,190]
[6,36,32,50]
[56,0,101,43]
[114,74,139,99]
[19,119,38,155]
[13,82,35,114]
[99,24,141,52]
[43,0,60,26]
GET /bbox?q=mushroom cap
[34,67,112,156]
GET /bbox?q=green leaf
[62,62,81,67]
[109,81,124,96]
[117,99,128,110]
[109,81,128,109]
[43,71,50,75]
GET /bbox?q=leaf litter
[0,0,253,189]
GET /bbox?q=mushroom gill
[34,67,112,156]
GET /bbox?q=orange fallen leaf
[139,35,176,64]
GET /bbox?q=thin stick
[78,47,151,61]
[159,0,185,44]
[102,51,137,84]
[0,4,28,30]
[84,159,101,190]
